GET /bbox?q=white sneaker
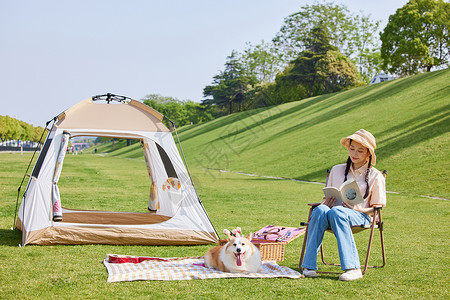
[339,269,363,281]
[302,268,318,278]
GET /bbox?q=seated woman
[301,129,386,281]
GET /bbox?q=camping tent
[16,94,219,246]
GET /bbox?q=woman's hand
[323,196,336,208]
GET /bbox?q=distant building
[0,140,40,148]
[0,140,41,151]
[369,73,396,85]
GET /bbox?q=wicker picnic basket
[218,239,287,262]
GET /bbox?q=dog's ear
[246,232,253,241]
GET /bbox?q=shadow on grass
[0,228,22,247]
[295,168,330,183]
[316,274,341,280]
[184,69,449,162]
[206,96,334,143]
[178,70,448,146]
[199,75,403,148]
[178,108,268,142]
[377,112,450,161]
[259,74,433,146]
[376,105,449,140]
[179,90,347,147]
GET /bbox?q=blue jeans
[301,205,371,270]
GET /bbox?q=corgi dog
[204,232,263,273]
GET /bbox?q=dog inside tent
[15,94,218,246]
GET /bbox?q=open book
[323,179,364,206]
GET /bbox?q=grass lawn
[1,69,448,299]
[1,152,449,299]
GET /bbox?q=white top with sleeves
[326,163,386,212]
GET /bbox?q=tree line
[0,115,47,143]
[143,1,448,123]
[142,94,221,127]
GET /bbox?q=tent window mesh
[156,143,178,178]
[31,137,53,178]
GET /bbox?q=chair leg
[320,227,385,274]
[316,243,342,274]
[320,243,326,264]
[299,207,314,269]
[378,211,386,269]
[320,243,340,266]
[362,221,376,274]
[379,222,386,268]
[362,208,386,274]
[299,228,308,269]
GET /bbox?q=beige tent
[16,94,219,246]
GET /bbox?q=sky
[0,0,409,126]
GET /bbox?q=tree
[203,76,234,114]
[183,100,215,124]
[18,120,33,141]
[273,2,381,82]
[285,26,334,97]
[272,26,359,101]
[349,14,383,82]
[203,51,257,114]
[271,66,309,104]
[142,94,216,127]
[32,126,46,143]
[273,2,352,60]
[0,116,19,141]
[142,94,186,126]
[240,41,284,83]
[316,50,359,94]
[380,0,450,75]
[0,115,46,142]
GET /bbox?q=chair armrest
[301,203,322,226]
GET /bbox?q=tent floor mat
[60,209,171,225]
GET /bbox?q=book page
[340,179,364,206]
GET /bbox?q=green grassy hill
[1,69,448,299]
[109,69,449,199]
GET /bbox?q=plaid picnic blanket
[103,254,303,282]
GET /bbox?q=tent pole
[168,119,219,239]
[13,118,55,238]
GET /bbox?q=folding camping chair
[298,169,387,275]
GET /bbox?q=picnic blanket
[103,254,303,282]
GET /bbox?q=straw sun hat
[340,129,377,165]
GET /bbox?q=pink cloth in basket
[251,225,305,243]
